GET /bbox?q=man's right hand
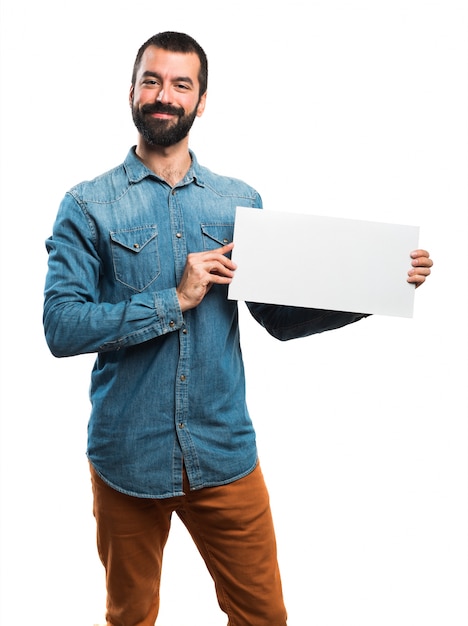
[176,243,237,312]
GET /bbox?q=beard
[132,100,199,147]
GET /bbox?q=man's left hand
[407,249,433,287]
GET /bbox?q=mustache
[140,102,184,117]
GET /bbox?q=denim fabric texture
[44,147,366,498]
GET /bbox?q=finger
[408,271,431,282]
[410,250,434,267]
[412,257,434,269]
[208,259,236,278]
[410,249,433,268]
[410,249,430,258]
[408,265,432,277]
[208,273,235,285]
[187,249,237,272]
[206,250,237,271]
[408,274,428,288]
[407,267,432,288]
[210,242,234,258]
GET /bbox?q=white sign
[228,207,419,318]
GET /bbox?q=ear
[196,91,207,117]
[129,85,134,108]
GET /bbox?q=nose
[157,88,169,103]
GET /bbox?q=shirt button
[182,328,187,334]
[178,422,184,429]
[180,375,186,381]
[171,189,176,195]
[176,232,182,238]
[169,320,175,328]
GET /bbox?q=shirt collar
[123,146,205,187]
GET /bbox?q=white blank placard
[228,207,419,318]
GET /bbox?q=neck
[135,138,192,187]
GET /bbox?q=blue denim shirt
[44,147,367,498]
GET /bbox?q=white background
[0,1,467,625]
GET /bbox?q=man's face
[130,46,206,147]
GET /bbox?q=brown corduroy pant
[90,462,288,626]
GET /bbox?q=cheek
[131,88,151,107]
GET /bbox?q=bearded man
[43,31,433,626]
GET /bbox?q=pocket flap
[200,223,234,247]
[110,225,158,253]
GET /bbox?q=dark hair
[131,31,208,96]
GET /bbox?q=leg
[177,463,287,626]
[90,464,174,626]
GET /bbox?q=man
[43,31,433,626]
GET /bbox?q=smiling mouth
[141,103,183,117]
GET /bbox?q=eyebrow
[141,70,194,86]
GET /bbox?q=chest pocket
[110,225,160,292]
[201,223,234,251]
